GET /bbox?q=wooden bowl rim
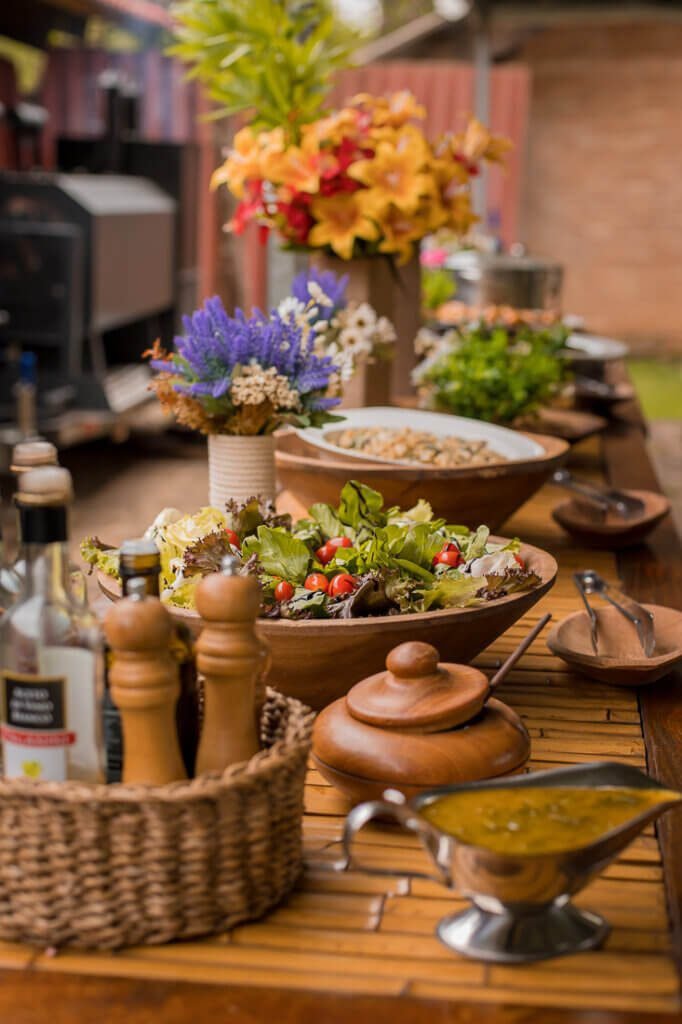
[552,490,672,535]
[97,536,557,635]
[276,429,569,480]
[546,604,682,670]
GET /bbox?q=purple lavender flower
[156,294,341,431]
[291,267,348,312]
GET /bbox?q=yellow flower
[454,118,512,164]
[442,191,478,236]
[377,204,429,264]
[350,91,425,128]
[301,107,359,147]
[212,126,284,197]
[349,137,432,213]
[262,132,320,193]
[309,194,379,260]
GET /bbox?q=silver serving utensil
[573,570,656,657]
[573,376,618,400]
[552,468,645,520]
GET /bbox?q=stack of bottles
[0,450,263,785]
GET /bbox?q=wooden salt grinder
[103,579,187,785]
[194,556,261,774]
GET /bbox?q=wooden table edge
[6,361,681,1024]
[604,361,682,982]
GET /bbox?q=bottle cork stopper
[15,466,73,506]
[11,440,58,474]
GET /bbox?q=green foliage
[421,267,456,311]
[168,0,359,131]
[419,323,570,425]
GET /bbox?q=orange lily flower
[309,193,379,260]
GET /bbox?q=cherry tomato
[514,553,525,569]
[274,580,294,602]
[225,528,241,549]
[329,573,356,597]
[315,543,336,566]
[328,536,352,550]
[433,549,463,568]
[304,573,329,593]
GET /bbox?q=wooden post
[104,581,187,785]
[194,556,261,775]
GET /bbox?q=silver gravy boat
[338,762,681,964]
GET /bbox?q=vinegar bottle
[0,466,104,782]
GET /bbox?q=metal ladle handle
[335,790,452,886]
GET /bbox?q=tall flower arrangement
[212,93,511,263]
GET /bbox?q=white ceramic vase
[207,434,277,508]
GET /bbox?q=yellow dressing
[420,786,680,855]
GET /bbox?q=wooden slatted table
[3,367,682,1024]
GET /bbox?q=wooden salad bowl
[97,538,557,711]
[275,431,569,532]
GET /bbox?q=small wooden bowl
[275,431,568,532]
[552,490,671,548]
[547,604,682,686]
[517,407,608,444]
[98,539,557,710]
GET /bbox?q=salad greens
[415,322,570,425]
[81,481,540,620]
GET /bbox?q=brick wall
[519,20,682,354]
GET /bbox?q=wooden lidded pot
[312,641,530,804]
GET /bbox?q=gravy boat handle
[335,790,452,886]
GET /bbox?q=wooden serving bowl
[98,539,557,710]
[275,431,568,532]
[547,604,682,687]
[552,490,671,549]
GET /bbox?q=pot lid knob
[386,641,441,681]
[346,641,489,733]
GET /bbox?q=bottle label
[1,672,73,781]
[1,647,99,782]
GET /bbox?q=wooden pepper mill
[194,555,261,774]
[103,578,187,785]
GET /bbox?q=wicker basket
[0,690,313,950]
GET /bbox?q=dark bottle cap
[119,538,161,597]
[15,466,72,544]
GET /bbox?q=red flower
[454,153,480,176]
[277,199,313,244]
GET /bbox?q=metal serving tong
[552,468,645,520]
[573,570,656,657]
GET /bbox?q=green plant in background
[414,323,570,425]
[421,268,456,312]
[168,0,359,131]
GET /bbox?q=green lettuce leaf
[310,502,347,541]
[337,481,386,532]
[387,498,434,525]
[241,526,311,583]
[462,525,490,561]
[396,523,445,570]
[421,574,482,610]
[80,537,119,578]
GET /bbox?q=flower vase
[208,434,276,508]
[311,252,421,406]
